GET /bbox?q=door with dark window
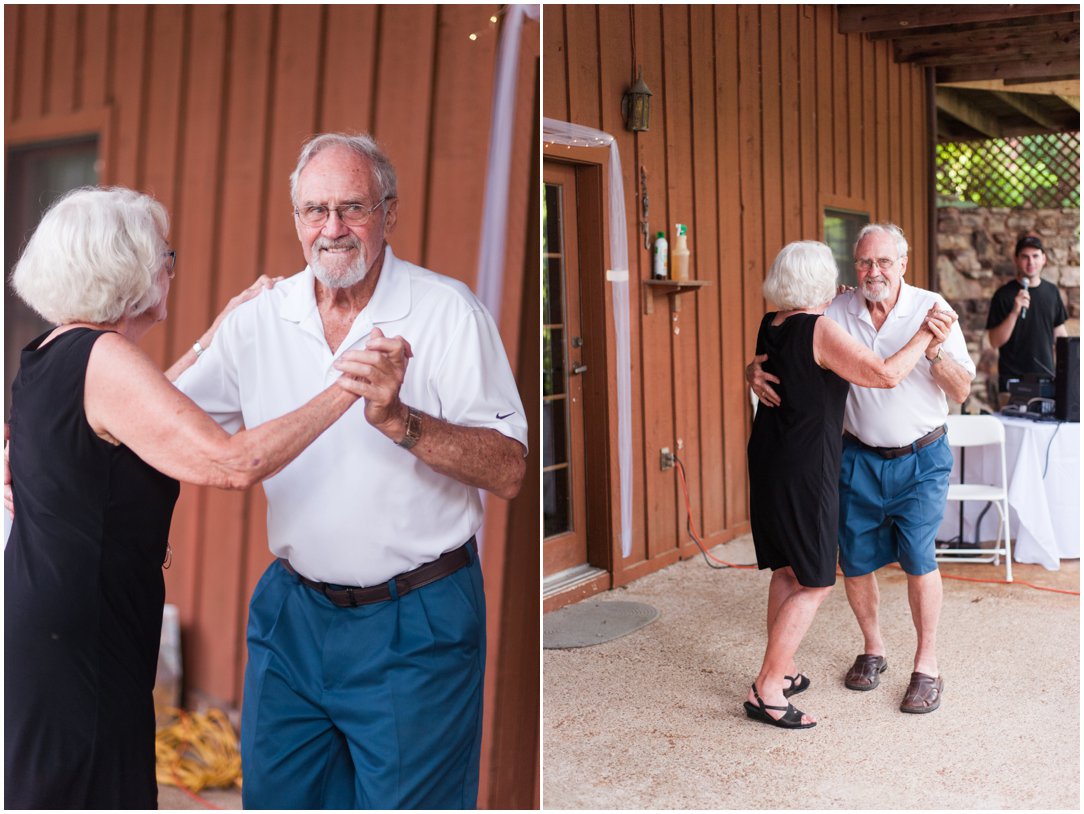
[542,162,589,577]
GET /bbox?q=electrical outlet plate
[660,447,674,470]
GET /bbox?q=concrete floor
[543,534,1080,810]
[158,783,242,810]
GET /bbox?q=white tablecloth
[936,415,1080,570]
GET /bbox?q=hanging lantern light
[622,66,653,132]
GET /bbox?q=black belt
[280,538,474,608]
[844,425,947,460]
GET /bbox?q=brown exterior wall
[5,4,538,807]
[543,4,931,595]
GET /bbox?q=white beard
[310,238,368,288]
[860,276,890,303]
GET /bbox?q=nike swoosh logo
[496,412,515,420]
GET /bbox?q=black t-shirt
[986,277,1067,386]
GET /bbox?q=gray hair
[288,133,398,205]
[854,222,908,259]
[11,186,170,325]
[763,241,839,310]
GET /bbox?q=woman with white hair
[4,187,391,808]
[743,240,939,730]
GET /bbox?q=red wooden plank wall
[4,4,538,808]
[542,4,930,586]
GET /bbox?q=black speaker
[1055,336,1079,422]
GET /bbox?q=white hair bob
[762,240,839,310]
[11,186,170,325]
[289,132,398,206]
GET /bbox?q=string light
[468,4,510,42]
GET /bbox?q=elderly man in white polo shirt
[171,133,527,809]
[749,223,974,716]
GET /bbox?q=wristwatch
[396,406,422,450]
[927,347,944,365]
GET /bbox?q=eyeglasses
[294,199,388,228]
[164,250,177,279]
[854,256,897,271]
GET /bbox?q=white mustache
[314,237,360,252]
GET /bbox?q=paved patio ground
[543,534,1080,810]
[158,783,241,810]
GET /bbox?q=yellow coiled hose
[155,708,243,792]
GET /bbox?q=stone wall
[935,206,1080,410]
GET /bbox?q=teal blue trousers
[240,548,485,809]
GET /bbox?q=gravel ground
[543,534,1080,810]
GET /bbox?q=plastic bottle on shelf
[671,223,689,281]
[652,231,669,279]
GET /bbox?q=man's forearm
[986,315,1016,350]
[931,357,972,404]
[393,410,526,500]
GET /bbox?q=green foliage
[936,132,1079,209]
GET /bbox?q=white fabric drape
[542,118,634,558]
[475,4,539,555]
[476,3,540,321]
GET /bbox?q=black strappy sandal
[783,673,810,698]
[743,682,816,729]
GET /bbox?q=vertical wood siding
[5,5,538,807]
[543,3,930,586]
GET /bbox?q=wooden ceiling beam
[937,58,1080,84]
[1003,71,1081,86]
[938,78,1080,96]
[839,5,1078,35]
[1057,95,1080,112]
[892,24,1078,62]
[866,11,1078,41]
[901,40,1079,68]
[936,87,1004,138]
[991,91,1065,131]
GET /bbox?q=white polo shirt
[826,282,976,448]
[175,246,528,586]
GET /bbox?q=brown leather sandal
[900,671,943,714]
[844,654,887,691]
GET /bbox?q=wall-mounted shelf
[642,279,711,314]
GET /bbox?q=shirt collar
[279,244,411,327]
[846,279,919,324]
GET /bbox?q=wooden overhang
[838,5,1080,140]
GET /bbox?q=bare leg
[907,570,942,676]
[843,572,885,657]
[766,568,803,676]
[748,568,832,724]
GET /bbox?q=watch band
[396,406,422,450]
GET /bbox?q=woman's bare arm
[86,332,358,489]
[813,311,942,388]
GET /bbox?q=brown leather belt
[279,538,474,608]
[843,425,947,460]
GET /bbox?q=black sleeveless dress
[747,313,849,587]
[5,328,180,809]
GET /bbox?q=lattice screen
[936,131,1080,209]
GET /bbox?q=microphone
[1020,277,1029,321]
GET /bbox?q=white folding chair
[935,415,1013,582]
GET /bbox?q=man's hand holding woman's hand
[333,328,415,437]
[923,305,958,358]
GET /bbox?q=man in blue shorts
[749,223,975,714]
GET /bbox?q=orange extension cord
[674,456,1079,596]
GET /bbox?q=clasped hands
[747,305,958,408]
[333,328,414,437]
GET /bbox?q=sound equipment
[1055,336,1079,422]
